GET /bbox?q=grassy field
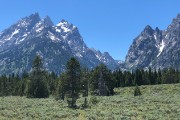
[0,83,180,120]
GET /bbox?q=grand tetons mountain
[1,13,180,75]
[0,13,119,74]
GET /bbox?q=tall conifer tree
[27,55,49,98]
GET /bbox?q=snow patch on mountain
[95,54,101,61]
[76,52,83,58]
[165,34,168,39]
[154,35,157,40]
[12,29,19,36]
[55,27,61,32]
[62,26,71,32]
[56,21,67,27]
[18,20,29,27]
[48,31,60,41]
[56,20,76,33]
[157,40,165,57]
[36,27,44,33]
[6,29,20,40]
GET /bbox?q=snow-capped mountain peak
[0,13,119,74]
[57,19,68,26]
[56,19,76,33]
[33,16,54,34]
[0,13,42,47]
[17,12,41,29]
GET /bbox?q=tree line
[0,55,180,108]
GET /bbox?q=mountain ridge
[0,13,119,74]
[123,13,180,70]
[1,13,180,74]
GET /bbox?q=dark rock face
[124,14,180,70]
[0,13,119,74]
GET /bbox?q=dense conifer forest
[0,55,180,109]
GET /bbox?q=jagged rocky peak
[123,13,180,71]
[171,18,179,25]
[17,13,53,32]
[0,13,42,47]
[124,24,164,70]
[167,14,180,31]
[60,19,67,23]
[18,13,41,27]
[57,19,71,27]
[2,13,41,32]
[21,13,53,28]
[141,25,154,36]
[56,19,76,32]
[41,16,54,26]
[177,13,180,19]
[154,27,162,40]
[155,27,161,33]
[33,15,54,33]
[28,12,41,20]
[103,52,110,56]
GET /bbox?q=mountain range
[1,13,180,75]
[0,13,119,74]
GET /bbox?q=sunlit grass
[0,83,180,119]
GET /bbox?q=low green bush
[134,85,142,96]
[89,96,99,105]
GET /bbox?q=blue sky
[0,0,180,60]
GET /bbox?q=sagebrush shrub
[89,96,99,105]
[134,85,142,96]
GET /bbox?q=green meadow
[0,83,180,120]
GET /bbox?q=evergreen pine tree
[27,55,49,98]
[81,68,89,97]
[98,71,108,96]
[89,64,114,96]
[125,71,133,86]
[65,57,81,108]
[134,69,142,85]
[56,73,67,100]
[48,72,57,94]
[157,68,162,84]
[148,67,153,85]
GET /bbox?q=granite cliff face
[124,14,180,70]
